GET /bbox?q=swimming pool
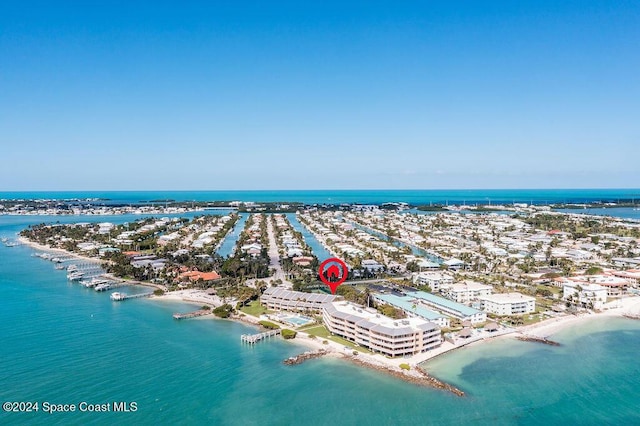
[274,313,315,327]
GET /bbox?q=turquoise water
[285,213,333,261]
[2,189,640,205]
[216,213,249,257]
[351,222,442,263]
[3,214,640,425]
[555,207,640,220]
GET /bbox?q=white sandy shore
[19,236,640,384]
[18,236,103,265]
[520,296,640,338]
[152,289,224,308]
[19,237,165,291]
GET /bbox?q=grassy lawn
[535,297,555,311]
[301,325,371,353]
[239,300,270,317]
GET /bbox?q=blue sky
[1,1,638,190]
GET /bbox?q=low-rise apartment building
[322,301,441,357]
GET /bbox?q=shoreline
[17,235,640,394]
[518,297,640,338]
[18,236,166,292]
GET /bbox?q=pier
[240,329,281,344]
[110,292,153,301]
[173,310,212,320]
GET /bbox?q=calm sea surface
[2,202,640,425]
[2,188,640,205]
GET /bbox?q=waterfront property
[570,275,630,297]
[373,293,451,328]
[478,293,536,316]
[260,287,337,313]
[562,283,608,310]
[407,291,487,324]
[322,301,441,357]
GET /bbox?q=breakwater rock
[283,349,328,365]
[517,335,561,346]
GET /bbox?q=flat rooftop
[448,281,493,291]
[262,287,337,304]
[325,301,437,334]
[407,290,483,316]
[374,293,448,322]
[479,292,536,303]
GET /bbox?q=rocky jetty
[283,349,328,365]
[517,335,561,346]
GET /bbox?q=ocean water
[2,189,640,205]
[555,207,640,220]
[2,215,640,425]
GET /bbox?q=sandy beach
[18,236,103,265]
[520,296,640,338]
[152,289,224,308]
[18,235,640,393]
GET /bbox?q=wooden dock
[173,310,211,320]
[241,329,281,344]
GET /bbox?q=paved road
[266,215,292,288]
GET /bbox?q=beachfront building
[407,291,487,324]
[260,287,337,313]
[582,275,629,297]
[322,301,442,357]
[442,281,493,304]
[562,283,607,310]
[373,293,450,328]
[559,274,630,297]
[412,272,454,291]
[478,293,536,316]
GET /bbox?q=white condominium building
[443,281,493,303]
[413,272,454,291]
[322,301,441,358]
[260,287,337,313]
[478,293,536,316]
[563,283,607,310]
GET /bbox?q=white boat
[82,278,108,288]
[67,272,84,281]
[54,264,65,270]
[110,292,126,301]
[95,283,112,292]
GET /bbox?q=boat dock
[240,329,281,344]
[173,310,212,320]
[2,239,23,247]
[110,292,153,301]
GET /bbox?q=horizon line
[2,187,640,193]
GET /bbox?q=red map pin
[319,258,348,294]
